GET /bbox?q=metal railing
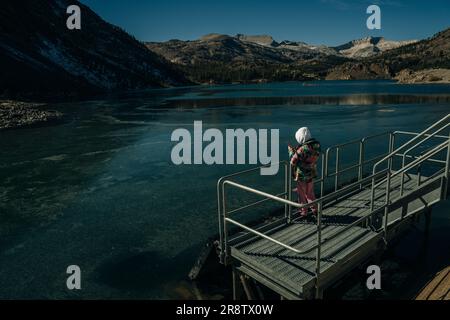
[218,114,450,298]
[324,132,393,194]
[218,132,394,263]
[217,160,292,264]
[370,114,450,240]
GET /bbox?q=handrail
[225,169,388,216]
[361,131,393,143]
[327,132,390,151]
[232,132,386,196]
[399,126,450,195]
[219,129,391,227]
[217,160,290,263]
[304,144,448,252]
[373,114,450,175]
[370,115,450,215]
[402,123,450,159]
[324,131,392,193]
[218,131,394,264]
[223,180,301,209]
[326,153,387,178]
[217,160,289,186]
[226,217,306,254]
[394,153,446,165]
[394,131,449,140]
[392,141,448,179]
[221,169,389,257]
[226,191,288,215]
[223,180,321,255]
[373,140,449,190]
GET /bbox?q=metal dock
[217,114,450,300]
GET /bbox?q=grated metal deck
[229,173,443,299]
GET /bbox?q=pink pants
[296,181,318,215]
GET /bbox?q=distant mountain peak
[200,33,233,42]
[334,36,418,58]
[357,36,385,44]
[235,34,278,47]
[279,40,309,46]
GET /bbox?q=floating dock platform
[217,115,450,300]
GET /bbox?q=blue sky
[80,0,450,45]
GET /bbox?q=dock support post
[240,274,256,300]
[444,133,450,199]
[315,288,324,300]
[315,202,323,300]
[253,279,265,300]
[424,207,432,235]
[232,267,242,300]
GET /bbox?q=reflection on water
[165,94,450,108]
[0,81,450,299]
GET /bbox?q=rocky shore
[395,69,450,84]
[0,100,63,130]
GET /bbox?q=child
[288,127,321,217]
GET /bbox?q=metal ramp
[217,114,450,300]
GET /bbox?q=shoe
[293,209,309,218]
[300,211,309,218]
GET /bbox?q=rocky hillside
[146,34,350,83]
[333,37,417,59]
[327,28,450,80]
[0,100,63,130]
[146,34,343,66]
[0,0,189,99]
[235,34,413,59]
[376,28,450,73]
[146,33,419,84]
[395,68,450,84]
[236,34,278,47]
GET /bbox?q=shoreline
[1,78,449,132]
[395,68,450,85]
[0,100,64,131]
[2,77,449,108]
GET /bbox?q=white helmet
[295,127,312,145]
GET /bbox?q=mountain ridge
[148,33,416,60]
[0,0,190,99]
[327,27,450,80]
[2,1,449,99]
[146,33,349,84]
[145,32,425,84]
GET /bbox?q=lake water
[1,80,450,299]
